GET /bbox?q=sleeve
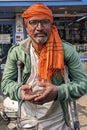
[1,46,22,101]
[58,42,87,101]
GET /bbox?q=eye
[29,20,38,26]
[42,20,50,24]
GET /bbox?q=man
[1,3,87,130]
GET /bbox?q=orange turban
[21,3,53,24]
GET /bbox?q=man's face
[26,18,52,44]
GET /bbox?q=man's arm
[58,41,87,101]
[1,46,22,101]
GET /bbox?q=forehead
[28,17,51,21]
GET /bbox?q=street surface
[76,94,87,130]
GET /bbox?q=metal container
[17,99,38,130]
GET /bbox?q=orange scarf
[38,25,64,81]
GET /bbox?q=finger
[21,85,32,90]
[21,89,33,99]
[34,89,50,101]
[38,82,46,88]
[23,94,40,101]
[34,93,45,101]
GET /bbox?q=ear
[26,25,31,35]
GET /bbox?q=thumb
[38,81,46,88]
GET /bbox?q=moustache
[34,31,47,37]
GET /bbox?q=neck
[32,42,44,55]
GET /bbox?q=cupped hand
[20,85,40,101]
[33,81,58,105]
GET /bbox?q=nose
[36,22,44,30]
